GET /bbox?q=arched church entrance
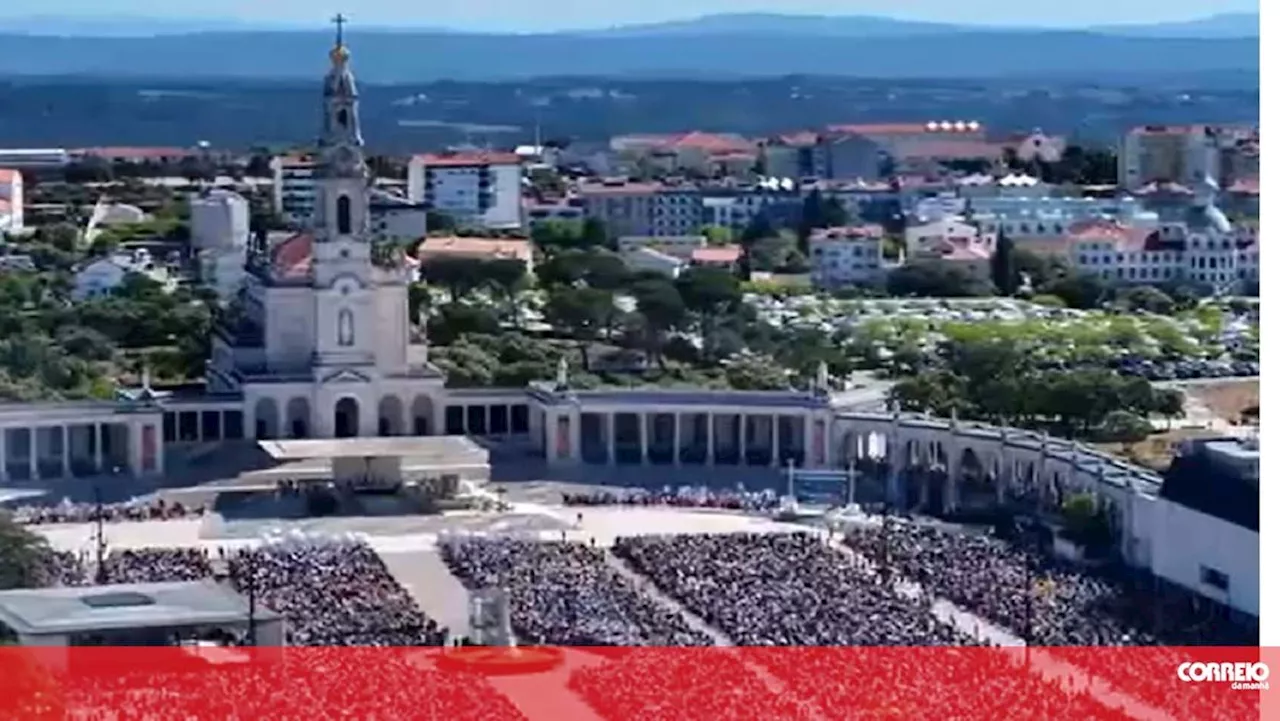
[334,397,360,439]
[378,395,405,437]
[286,397,311,439]
[410,395,434,436]
[254,398,280,440]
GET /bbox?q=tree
[543,286,614,368]
[420,256,485,303]
[530,219,584,251]
[738,214,774,246]
[1041,271,1107,310]
[675,266,741,360]
[537,249,629,291]
[580,217,610,249]
[425,210,457,233]
[480,258,529,322]
[427,303,501,345]
[1152,388,1185,430]
[1115,285,1175,315]
[0,514,58,589]
[631,278,687,367]
[886,261,993,297]
[989,229,1017,296]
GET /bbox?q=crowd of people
[99,547,215,585]
[561,487,781,512]
[31,548,89,587]
[614,532,967,646]
[843,521,1259,721]
[227,539,448,646]
[9,499,202,526]
[441,537,713,646]
[843,521,1254,647]
[40,651,527,721]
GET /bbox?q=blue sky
[0,0,1258,32]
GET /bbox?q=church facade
[206,35,446,441]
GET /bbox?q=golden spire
[329,13,350,65]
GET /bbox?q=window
[337,108,348,128]
[336,195,352,235]
[337,308,354,347]
[1200,566,1229,592]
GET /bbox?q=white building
[190,189,250,251]
[0,169,24,234]
[0,149,69,169]
[198,246,248,303]
[1136,437,1258,618]
[207,36,448,440]
[1119,125,1222,192]
[73,257,131,300]
[905,217,987,256]
[808,225,887,289]
[406,151,523,230]
[270,154,317,227]
[1067,178,1258,291]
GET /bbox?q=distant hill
[0,29,1258,82]
[0,12,1258,39]
[1089,13,1259,39]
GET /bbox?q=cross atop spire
[331,13,348,46]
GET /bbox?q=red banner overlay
[0,646,1270,720]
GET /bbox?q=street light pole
[92,483,106,585]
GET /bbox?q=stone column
[60,426,71,479]
[639,414,650,465]
[569,411,581,462]
[737,414,747,465]
[606,413,616,465]
[995,453,1007,506]
[673,412,682,466]
[770,415,780,467]
[29,427,39,481]
[94,424,104,473]
[704,415,713,466]
[0,426,7,483]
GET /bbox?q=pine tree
[990,229,1017,295]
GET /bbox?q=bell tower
[312,15,375,365]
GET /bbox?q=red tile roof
[1066,220,1156,252]
[418,235,532,262]
[667,131,754,152]
[933,240,991,262]
[413,151,522,167]
[690,245,742,264]
[271,233,313,279]
[1227,178,1260,195]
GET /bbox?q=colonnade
[0,418,161,482]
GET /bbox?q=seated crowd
[228,539,447,647]
[561,487,780,512]
[441,538,712,646]
[99,547,215,584]
[614,532,966,646]
[10,499,202,526]
[844,521,1258,721]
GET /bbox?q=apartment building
[808,225,887,289]
[270,154,317,227]
[406,151,523,230]
[1119,125,1224,192]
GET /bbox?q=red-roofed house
[407,151,523,230]
[690,245,742,269]
[610,131,755,175]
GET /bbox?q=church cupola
[320,13,365,155]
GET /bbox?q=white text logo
[1178,662,1270,691]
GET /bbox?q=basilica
[205,33,444,441]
